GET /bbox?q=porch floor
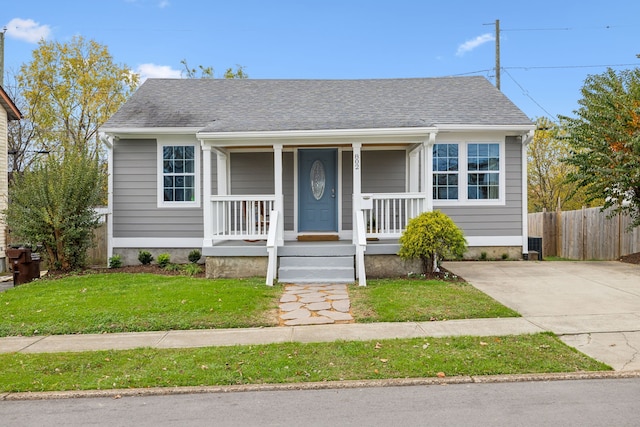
[203,238,400,257]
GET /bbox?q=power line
[505,63,640,71]
[502,68,557,121]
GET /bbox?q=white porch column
[201,144,213,246]
[352,142,362,244]
[215,149,228,196]
[273,143,284,245]
[423,132,436,212]
[409,147,420,193]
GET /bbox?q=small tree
[398,211,466,274]
[5,147,105,271]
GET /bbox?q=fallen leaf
[113,395,122,399]
[437,372,446,378]
[480,341,488,346]
[374,342,382,349]
[374,369,379,374]
[380,359,388,363]
[200,365,209,370]
[422,343,430,349]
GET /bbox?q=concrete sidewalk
[0,317,543,354]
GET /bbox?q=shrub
[164,263,182,272]
[188,249,202,264]
[138,250,153,265]
[501,253,509,260]
[182,263,202,276]
[398,210,466,274]
[5,148,105,271]
[480,251,488,260]
[157,253,171,268]
[108,254,122,269]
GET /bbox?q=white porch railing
[210,195,276,240]
[362,193,427,239]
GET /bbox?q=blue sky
[3,0,640,121]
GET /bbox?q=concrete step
[278,255,355,284]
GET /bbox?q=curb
[2,370,639,401]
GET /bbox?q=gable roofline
[0,85,21,121]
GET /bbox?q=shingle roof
[103,76,532,132]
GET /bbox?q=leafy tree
[18,35,138,157]
[562,68,640,228]
[181,59,248,79]
[5,148,105,271]
[398,211,466,274]
[4,70,43,176]
[527,117,600,212]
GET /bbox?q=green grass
[350,279,519,322]
[0,274,280,337]
[0,333,610,393]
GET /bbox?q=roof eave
[0,86,22,121]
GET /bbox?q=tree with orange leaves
[562,68,640,229]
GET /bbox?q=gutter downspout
[99,132,115,263]
[521,130,534,259]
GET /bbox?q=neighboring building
[101,77,535,285]
[0,85,22,271]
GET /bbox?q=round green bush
[398,210,466,274]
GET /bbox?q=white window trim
[433,141,506,207]
[157,137,201,208]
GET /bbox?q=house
[0,85,22,272]
[101,77,535,285]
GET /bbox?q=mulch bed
[619,252,640,265]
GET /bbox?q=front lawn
[0,333,610,393]
[0,274,279,337]
[350,279,519,322]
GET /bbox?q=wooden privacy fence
[528,207,640,260]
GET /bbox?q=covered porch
[198,130,438,286]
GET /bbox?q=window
[158,141,200,207]
[432,141,503,204]
[467,143,500,200]
[433,144,458,200]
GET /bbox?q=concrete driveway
[444,261,640,371]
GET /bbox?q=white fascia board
[197,127,437,146]
[100,127,202,138]
[435,124,536,134]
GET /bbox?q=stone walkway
[278,283,354,326]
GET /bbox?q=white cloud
[456,33,494,56]
[158,0,170,8]
[5,18,51,43]
[136,63,181,82]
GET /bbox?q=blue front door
[298,149,338,232]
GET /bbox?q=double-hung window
[157,140,200,207]
[432,142,503,204]
[467,143,500,200]
[433,144,459,200]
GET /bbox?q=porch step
[278,255,355,284]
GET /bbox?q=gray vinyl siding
[362,150,406,193]
[230,152,274,194]
[112,139,203,238]
[283,152,294,230]
[440,136,523,237]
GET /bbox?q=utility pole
[0,28,5,87]
[483,20,501,90]
[494,19,500,90]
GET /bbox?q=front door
[298,149,338,232]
